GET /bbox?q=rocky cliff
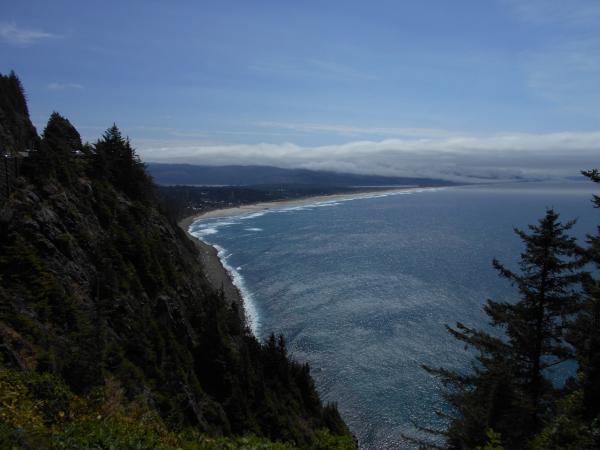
[0,72,353,448]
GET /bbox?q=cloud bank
[137,131,600,182]
[0,22,58,46]
[47,82,83,90]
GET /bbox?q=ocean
[189,181,598,449]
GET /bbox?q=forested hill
[0,72,354,448]
[147,162,455,187]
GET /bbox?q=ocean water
[189,181,598,449]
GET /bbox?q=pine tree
[92,124,153,201]
[32,112,83,184]
[568,169,600,421]
[492,210,582,415]
[427,209,582,449]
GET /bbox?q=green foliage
[0,71,38,154]
[0,235,69,324]
[0,368,354,449]
[422,172,600,449]
[91,124,154,202]
[426,209,583,449]
[566,169,600,422]
[530,389,600,450]
[312,429,357,450]
[21,111,85,186]
[474,429,503,450]
[43,112,82,153]
[0,369,47,434]
[0,73,354,448]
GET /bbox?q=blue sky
[2,0,600,180]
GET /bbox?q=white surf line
[188,186,449,338]
[188,229,262,337]
[213,243,261,337]
[195,186,448,224]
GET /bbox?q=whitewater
[189,188,438,336]
[189,181,597,449]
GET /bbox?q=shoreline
[177,186,434,336]
[178,187,425,230]
[177,219,248,328]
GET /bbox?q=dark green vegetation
[147,162,455,188]
[2,368,343,449]
[0,73,354,448]
[158,184,383,221]
[0,71,37,154]
[150,162,457,221]
[423,172,600,449]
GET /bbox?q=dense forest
[157,184,387,221]
[2,70,599,450]
[0,72,354,448]
[152,162,456,221]
[147,163,455,188]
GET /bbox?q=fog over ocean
[190,181,598,449]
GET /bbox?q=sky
[1,0,600,181]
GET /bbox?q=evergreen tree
[567,169,600,421]
[0,72,39,153]
[427,209,582,449]
[43,112,82,154]
[4,70,28,118]
[32,112,83,184]
[92,124,153,201]
[0,73,355,447]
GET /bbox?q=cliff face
[0,73,351,447]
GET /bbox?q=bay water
[189,181,598,449]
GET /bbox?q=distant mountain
[146,163,455,187]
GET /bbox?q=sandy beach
[178,187,420,230]
[177,187,420,331]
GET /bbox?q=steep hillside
[0,73,353,448]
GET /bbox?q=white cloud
[47,83,83,90]
[257,122,459,138]
[136,131,600,182]
[0,22,58,46]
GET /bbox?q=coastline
[179,225,247,323]
[177,186,429,335]
[178,187,424,230]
